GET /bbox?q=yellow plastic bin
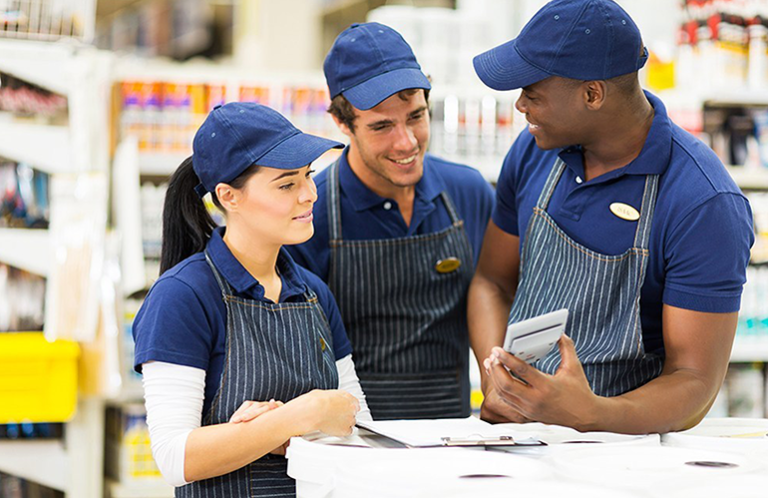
[0,332,80,423]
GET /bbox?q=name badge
[609,202,640,221]
[435,257,461,274]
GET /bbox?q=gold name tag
[609,202,640,221]
[435,257,461,274]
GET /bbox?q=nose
[393,123,418,152]
[515,94,527,114]
[299,176,318,204]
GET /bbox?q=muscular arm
[486,305,737,433]
[467,220,521,391]
[593,306,736,433]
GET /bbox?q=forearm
[184,400,314,481]
[467,274,514,391]
[585,368,719,434]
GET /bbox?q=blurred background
[1,1,768,497]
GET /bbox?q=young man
[287,22,495,420]
[469,0,753,433]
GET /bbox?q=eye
[278,182,295,191]
[306,169,316,178]
[409,112,424,121]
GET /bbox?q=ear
[331,113,355,139]
[214,183,239,212]
[583,80,607,110]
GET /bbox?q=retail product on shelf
[725,363,766,418]
[0,471,63,498]
[0,332,79,423]
[678,0,768,91]
[0,72,67,119]
[0,0,92,42]
[0,160,49,229]
[44,174,107,343]
[105,404,164,485]
[0,263,45,332]
[118,78,344,170]
[0,422,62,439]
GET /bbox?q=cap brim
[257,132,344,170]
[342,67,431,110]
[473,38,551,91]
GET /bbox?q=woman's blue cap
[192,102,343,196]
[474,0,648,90]
[324,22,431,111]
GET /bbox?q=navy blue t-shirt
[494,91,754,356]
[286,149,495,279]
[133,227,353,416]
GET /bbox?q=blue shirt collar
[558,90,673,180]
[206,227,308,301]
[338,147,444,212]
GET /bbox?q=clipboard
[441,435,547,447]
[355,421,547,448]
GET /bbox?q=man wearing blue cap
[287,22,495,420]
[469,0,753,433]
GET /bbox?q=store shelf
[0,121,71,174]
[0,228,51,276]
[703,90,768,107]
[106,479,173,498]
[138,152,189,177]
[0,439,69,491]
[726,166,768,190]
[730,336,768,362]
[0,39,78,95]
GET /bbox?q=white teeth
[393,155,416,164]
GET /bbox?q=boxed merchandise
[105,403,164,485]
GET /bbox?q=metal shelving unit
[0,37,111,498]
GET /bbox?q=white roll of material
[661,417,768,463]
[332,447,552,498]
[549,446,765,491]
[425,479,648,498]
[651,474,768,498]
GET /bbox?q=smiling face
[216,164,318,247]
[337,89,430,198]
[515,77,590,151]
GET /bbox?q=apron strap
[633,174,660,250]
[204,250,234,297]
[439,191,462,225]
[536,158,567,210]
[327,160,343,242]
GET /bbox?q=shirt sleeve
[336,354,372,422]
[663,193,754,312]
[492,142,522,236]
[142,361,206,487]
[133,277,216,373]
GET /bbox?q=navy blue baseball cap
[474,0,648,91]
[324,22,431,110]
[192,102,343,196]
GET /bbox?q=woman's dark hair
[159,156,260,274]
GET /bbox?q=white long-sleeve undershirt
[141,354,371,487]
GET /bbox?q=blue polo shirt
[286,149,495,279]
[495,91,754,356]
[133,227,353,416]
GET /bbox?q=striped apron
[509,158,663,397]
[327,162,474,420]
[177,252,339,498]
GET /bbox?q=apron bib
[176,251,339,498]
[510,158,663,397]
[327,161,474,419]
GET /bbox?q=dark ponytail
[160,157,217,274]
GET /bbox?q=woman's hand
[229,399,282,424]
[297,390,360,437]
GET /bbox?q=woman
[133,102,370,497]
